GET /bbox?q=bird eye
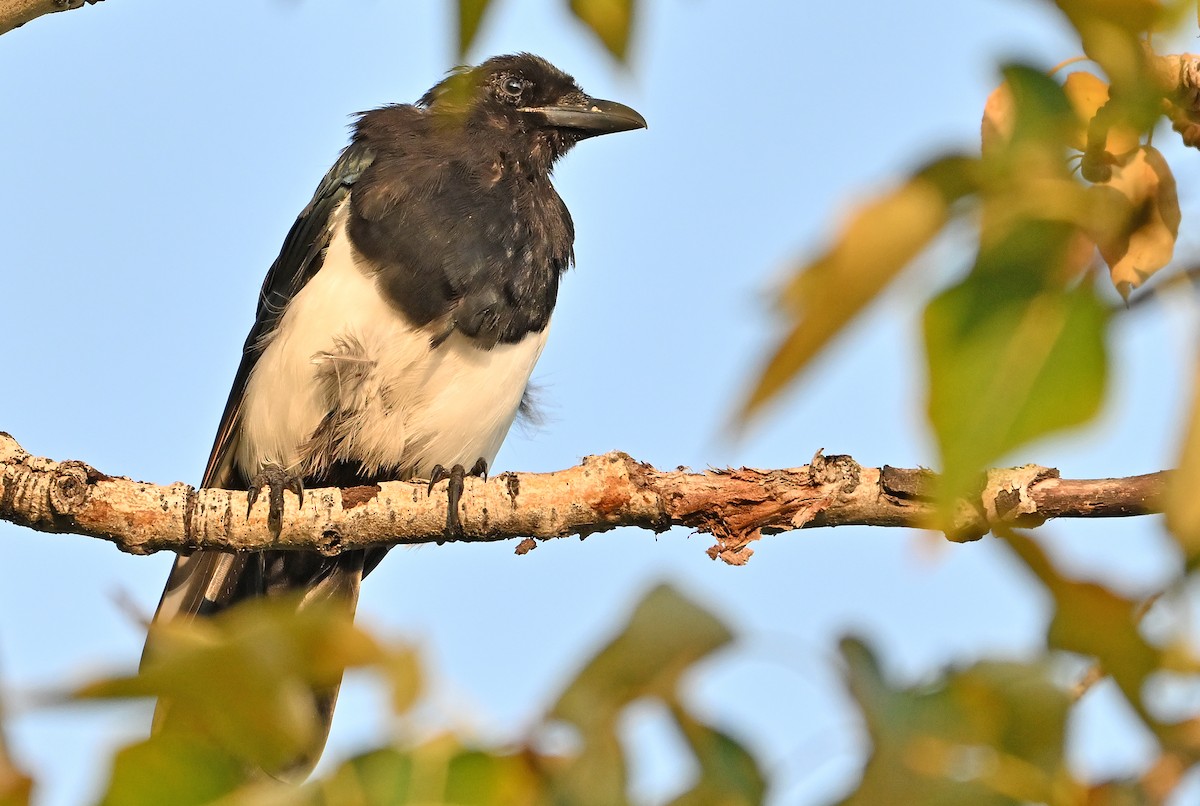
[501,76,525,98]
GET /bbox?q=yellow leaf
[1063,71,1107,125]
[981,81,1014,154]
[780,179,948,315]
[1062,71,1140,154]
[85,596,386,776]
[570,0,634,60]
[1166,358,1200,560]
[980,172,1093,248]
[1055,1,1162,88]
[1089,145,1179,295]
[1056,0,1163,35]
[385,645,424,716]
[0,767,32,806]
[745,161,968,415]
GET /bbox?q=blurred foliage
[456,0,491,58]
[829,527,1200,806]
[746,1,1192,517]
[7,0,1200,804]
[456,0,636,61]
[739,0,1200,801]
[76,585,761,805]
[835,638,1075,806]
[0,718,32,806]
[71,553,1200,805]
[84,596,387,783]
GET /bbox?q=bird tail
[143,548,367,780]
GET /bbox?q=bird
[143,53,645,775]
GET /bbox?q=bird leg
[427,458,488,539]
[247,464,305,539]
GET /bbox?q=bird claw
[247,464,305,539]
[427,458,488,540]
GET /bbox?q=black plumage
[145,53,644,776]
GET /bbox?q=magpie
[146,53,645,773]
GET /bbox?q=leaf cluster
[63,585,763,806]
[728,2,1200,802]
[746,0,1198,523]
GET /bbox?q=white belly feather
[235,203,549,481]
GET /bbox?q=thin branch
[0,0,103,37]
[0,433,1168,565]
[1117,261,1200,313]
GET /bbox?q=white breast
[235,202,549,481]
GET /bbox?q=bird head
[419,53,646,166]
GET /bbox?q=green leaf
[546,584,733,805]
[81,596,384,775]
[743,155,978,417]
[304,744,541,806]
[550,584,732,730]
[457,0,492,58]
[543,729,628,806]
[98,734,248,806]
[924,251,1109,515]
[444,749,542,805]
[997,64,1078,149]
[835,636,1073,806]
[302,747,415,805]
[982,64,1083,157]
[1003,533,1166,727]
[666,705,766,806]
[570,0,635,60]
[1006,531,1200,758]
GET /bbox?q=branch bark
[0,432,1167,565]
[0,0,103,37]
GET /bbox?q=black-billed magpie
[146,53,645,772]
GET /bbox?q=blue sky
[2,1,1197,803]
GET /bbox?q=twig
[0,0,104,37]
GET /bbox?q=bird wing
[153,142,376,626]
[202,141,377,490]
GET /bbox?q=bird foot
[247,464,305,539]
[427,458,488,540]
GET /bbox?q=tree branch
[0,0,103,37]
[0,432,1167,565]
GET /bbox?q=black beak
[521,97,647,138]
